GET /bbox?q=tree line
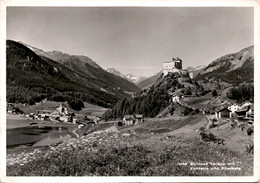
[226,83,254,102]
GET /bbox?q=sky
[7,7,253,77]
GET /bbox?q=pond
[7,126,71,149]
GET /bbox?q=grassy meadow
[6,114,253,176]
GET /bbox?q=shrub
[212,89,218,97]
[247,128,253,136]
[170,107,175,115]
[246,144,254,154]
[183,107,193,116]
[118,121,123,127]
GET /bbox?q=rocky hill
[195,46,254,86]
[103,71,203,120]
[185,65,206,78]
[6,40,140,108]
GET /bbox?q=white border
[0,0,259,182]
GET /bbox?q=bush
[170,107,175,115]
[212,89,218,97]
[247,128,253,136]
[246,144,253,154]
[183,107,193,116]
[118,121,123,127]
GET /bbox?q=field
[6,114,253,176]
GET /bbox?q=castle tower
[163,57,183,75]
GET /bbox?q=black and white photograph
[0,0,259,182]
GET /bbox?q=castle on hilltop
[163,57,193,79]
[163,57,182,75]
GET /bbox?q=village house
[6,103,14,113]
[215,107,232,119]
[48,103,76,123]
[59,115,70,123]
[123,114,144,125]
[134,114,144,124]
[228,104,240,113]
[235,106,251,119]
[123,115,135,125]
[172,95,180,103]
[227,102,254,122]
[36,110,52,120]
[6,103,23,114]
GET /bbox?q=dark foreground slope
[6,40,135,107]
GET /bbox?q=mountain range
[7,40,140,108]
[106,68,147,84]
[7,40,253,111]
[195,46,254,86]
[103,45,254,119]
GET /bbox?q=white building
[189,72,194,79]
[172,96,180,103]
[163,57,182,75]
[228,104,240,113]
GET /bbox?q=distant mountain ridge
[21,42,101,69]
[20,42,140,94]
[106,68,129,80]
[7,40,140,108]
[106,68,147,84]
[195,45,254,85]
[137,71,163,89]
[125,73,147,84]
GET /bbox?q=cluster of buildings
[26,104,77,123]
[123,114,144,125]
[163,57,193,79]
[6,103,23,114]
[215,102,254,124]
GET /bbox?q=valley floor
[6,114,253,176]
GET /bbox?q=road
[72,128,79,138]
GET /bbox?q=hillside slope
[137,71,163,89]
[185,65,206,78]
[6,40,136,107]
[21,42,140,94]
[106,68,129,80]
[103,71,202,120]
[195,46,254,85]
